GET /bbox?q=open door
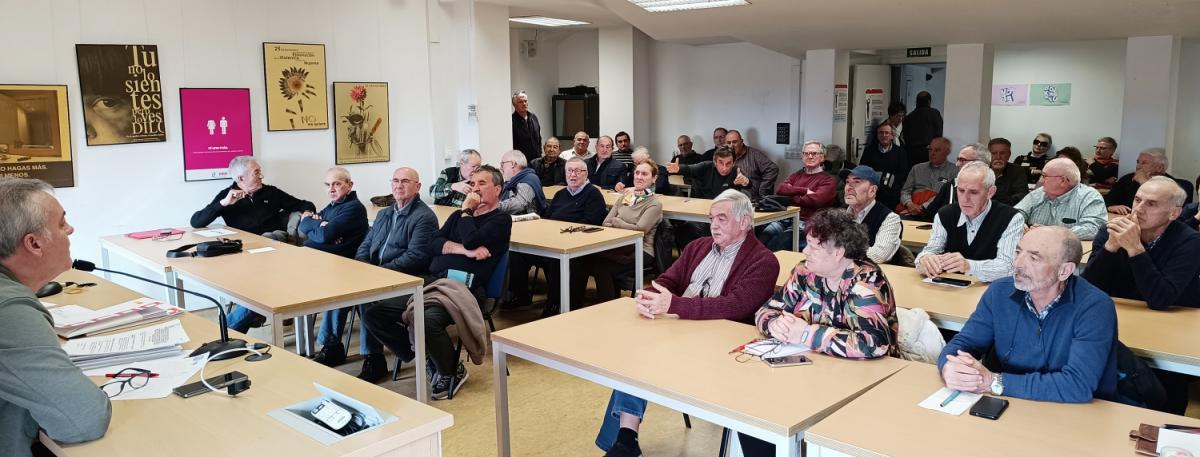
[849,65,891,162]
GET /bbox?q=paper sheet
[194,228,236,237]
[1158,428,1200,455]
[49,305,101,325]
[918,387,982,415]
[89,354,206,400]
[741,338,811,358]
[62,320,189,357]
[247,247,276,254]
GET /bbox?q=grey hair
[631,146,650,163]
[0,178,54,259]
[1146,176,1187,207]
[957,161,996,189]
[960,143,991,165]
[801,140,826,155]
[502,150,527,168]
[458,149,481,165]
[1140,147,1169,170]
[825,144,846,162]
[326,167,351,183]
[227,155,257,178]
[712,189,753,225]
[566,157,588,168]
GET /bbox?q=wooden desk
[491,298,910,457]
[432,204,458,226]
[508,218,645,314]
[805,363,1200,457]
[773,250,806,288]
[668,174,691,196]
[900,220,932,248]
[41,270,452,457]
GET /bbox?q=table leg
[494,343,511,457]
[100,246,112,281]
[634,240,643,292]
[297,314,315,356]
[271,314,286,349]
[791,213,801,251]
[559,255,570,315]
[775,433,800,457]
[413,287,429,402]
[165,271,185,309]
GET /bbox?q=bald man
[670,135,705,166]
[1014,157,1108,240]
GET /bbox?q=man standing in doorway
[511,91,542,164]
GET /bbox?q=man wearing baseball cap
[844,165,904,264]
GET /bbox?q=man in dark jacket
[190,155,315,238]
[902,91,943,166]
[511,91,541,163]
[859,123,908,210]
[987,138,1030,206]
[530,138,566,186]
[588,135,628,190]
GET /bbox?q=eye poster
[75,44,166,146]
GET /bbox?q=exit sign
[907,47,932,58]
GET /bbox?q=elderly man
[364,165,512,399]
[917,162,1024,283]
[498,150,547,215]
[617,147,670,195]
[1084,177,1200,310]
[191,155,316,239]
[666,146,740,200]
[670,135,704,166]
[1088,137,1120,187]
[988,138,1030,205]
[587,135,628,190]
[1015,157,1108,240]
[725,129,779,200]
[596,190,780,457]
[701,127,727,161]
[0,179,111,457]
[859,123,908,210]
[509,158,607,316]
[776,140,837,220]
[1106,148,1194,214]
[939,226,1119,403]
[844,165,903,264]
[561,131,594,161]
[612,131,635,166]
[903,91,943,165]
[511,91,542,163]
[922,143,991,220]
[430,149,482,207]
[530,137,566,186]
[900,137,956,217]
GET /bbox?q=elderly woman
[1014,132,1053,184]
[616,147,670,195]
[579,159,664,305]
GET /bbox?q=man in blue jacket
[939,225,1119,403]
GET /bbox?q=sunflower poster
[333,82,389,165]
[262,42,328,131]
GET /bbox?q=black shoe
[357,353,389,383]
[501,294,533,310]
[426,357,437,384]
[313,341,346,367]
[431,362,469,400]
[603,439,642,457]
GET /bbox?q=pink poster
[179,88,253,181]
[991,84,1028,106]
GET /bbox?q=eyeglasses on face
[1033,140,1050,147]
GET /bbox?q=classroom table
[805,362,1200,457]
[507,218,644,314]
[668,174,691,196]
[40,270,452,457]
[98,229,434,401]
[491,298,910,457]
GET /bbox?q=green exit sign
[906,47,932,58]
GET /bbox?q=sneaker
[603,439,642,457]
[357,353,389,383]
[312,341,346,367]
[431,362,469,400]
[425,357,437,384]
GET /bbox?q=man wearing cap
[845,165,903,264]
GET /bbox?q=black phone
[969,396,1008,420]
[173,371,249,398]
[915,224,933,230]
[931,276,972,287]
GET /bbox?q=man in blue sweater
[939,225,1119,403]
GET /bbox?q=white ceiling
[490,0,1200,58]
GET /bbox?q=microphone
[72,259,247,361]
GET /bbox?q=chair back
[485,251,510,299]
[652,218,676,273]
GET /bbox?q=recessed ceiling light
[508,16,590,27]
[628,0,750,13]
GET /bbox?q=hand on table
[766,312,809,344]
[942,350,995,394]
[634,281,673,318]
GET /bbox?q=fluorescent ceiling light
[628,0,750,13]
[508,16,590,27]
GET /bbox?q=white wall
[1174,39,1200,187]
[558,30,599,88]
[510,29,559,142]
[990,40,1125,158]
[473,2,512,165]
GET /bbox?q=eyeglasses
[1042,174,1068,182]
[802,152,825,157]
[500,161,515,168]
[390,178,416,185]
[1033,140,1050,147]
[99,368,153,398]
[566,168,588,175]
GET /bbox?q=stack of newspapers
[61,319,190,371]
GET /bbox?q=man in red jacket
[777,141,838,219]
[595,189,781,457]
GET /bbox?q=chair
[614,218,676,296]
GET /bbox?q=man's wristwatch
[462,207,475,216]
[990,373,1004,396]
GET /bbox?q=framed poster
[1030,83,1072,106]
[262,42,328,131]
[179,88,253,181]
[75,44,166,146]
[991,84,1029,106]
[0,84,74,187]
[332,82,390,164]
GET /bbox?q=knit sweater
[776,169,837,219]
[429,208,512,284]
[649,233,780,323]
[546,184,608,226]
[603,192,664,255]
[299,190,368,259]
[1083,220,1200,310]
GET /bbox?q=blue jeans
[226,305,264,333]
[316,305,380,355]
[595,390,648,451]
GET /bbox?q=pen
[940,390,961,407]
[105,372,159,378]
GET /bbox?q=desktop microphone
[72,259,248,361]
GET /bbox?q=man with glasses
[900,137,956,217]
[560,131,594,162]
[1088,137,1120,187]
[511,91,542,163]
[498,150,547,215]
[0,178,111,456]
[430,149,481,207]
[594,190,780,457]
[1015,157,1108,240]
[768,141,837,249]
[702,127,727,161]
[725,129,779,201]
[1014,133,1053,184]
[921,143,990,220]
[1105,148,1194,215]
[670,134,705,166]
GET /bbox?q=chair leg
[342,307,358,351]
[683,413,692,429]
[391,356,402,382]
[718,427,729,457]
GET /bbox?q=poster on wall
[991,84,1028,106]
[1030,83,1072,106]
[333,82,390,165]
[864,88,885,138]
[75,44,165,146]
[179,88,253,181]
[262,42,328,131]
[833,84,848,122]
[0,84,74,187]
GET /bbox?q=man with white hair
[616,147,669,194]
[498,149,547,215]
[1015,157,1108,240]
[916,162,1025,283]
[670,134,704,166]
[190,155,316,238]
[560,131,594,161]
[1105,148,1195,215]
[594,189,780,457]
[920,142,990,221]
[0,178,111,456]
[430,149,481,207]
[511,91,542,163]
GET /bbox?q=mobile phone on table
[763,354,812,368]
[969,396,1008,420]
[173,371,248,398]
[915,224,933,230]
[931,276,972,287]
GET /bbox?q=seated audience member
[899,137,956,217]
[1089,137,1120,187]
[916,162,1024,282]
[328,168,437,379]
[823,144,854,176]
[191,155,316,240]
[617,147,670,195]
[939,226,1119,403]
[509,158,607,316]
[666,146,740,200]
[988,137,1030,205]
[595,190,779,457]
[560,131,594,161]
[886,101,906,144]
[363,165,512,399]
[701,127,728,161]
[498,149,547,215]
[1014,132,1053,184]
[922,143,990,220]
[612,131,635,167]
[1015,157,1108,240]
[581,160,665,304]
[1107,148,1194,215]
[1084,177,1200,310]
[844,166,903,264]
[529,137,566,186]
[859,123,908,210]
[588,135,628,190]
[776,140,837,220]
[1182,200,1199,231]
[0,178,111,457]
[670,134,705,166]
[1055,146,1090,181]
[726,129,779,200]
[430,149,481,207]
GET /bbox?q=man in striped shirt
[917,162,1025,282]
[1014,158,1108,240]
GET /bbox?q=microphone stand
[73,260,247,361]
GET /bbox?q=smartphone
[764,354,812,368]
[969,396,1009,420]
[931,276,972,287]
[173,371,248,398]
